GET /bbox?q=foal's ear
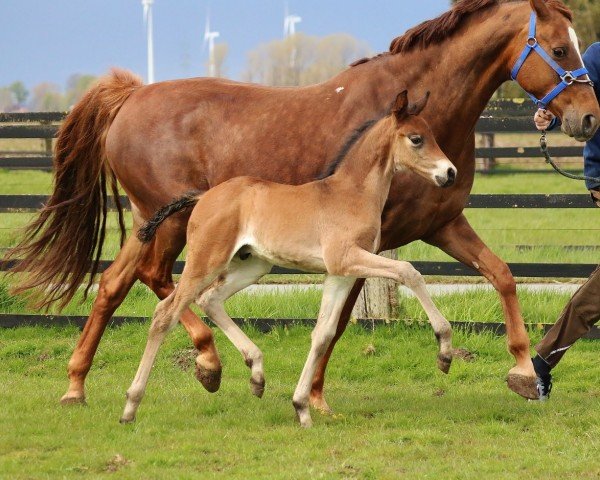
[408,91,431,116]
[393,90,409,122]
[529,0,551,20]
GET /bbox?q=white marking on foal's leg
[292,276,355,428]
[120,294,179,423]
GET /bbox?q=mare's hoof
[506,373,539,400]
[195,364,222,393]
[310,396,334,416]
[293,401,313,428]
[119,416,135,424]
[250,376,265,398]
[437,353,453,374]
[60,393,86,406]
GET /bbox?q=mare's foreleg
[61,233,144,405]
[425,213,538,399]
[293,276,355,428]
[136,220,222,392]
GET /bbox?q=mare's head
[390,91,457,188]
[510,0,599,140]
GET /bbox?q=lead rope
[540,130,600,183]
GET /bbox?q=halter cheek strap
[511,12,593,109]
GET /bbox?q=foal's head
[389,91,457,188]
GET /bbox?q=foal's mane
[351,0,572,67]
[317,119,378,180]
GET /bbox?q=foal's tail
[6,69,143,310]
[137,192,203,243]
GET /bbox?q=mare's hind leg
[136,218,223,393]
[61,232,145,405]
[196,255,272,397]
[333,249,453,373]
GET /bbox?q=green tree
[29,83,67,112]
[64,74,97,107]
[8,81,28,106]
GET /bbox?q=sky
[0,0,450,90]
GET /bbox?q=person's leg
[535,266,600,369]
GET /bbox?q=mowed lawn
[1,322,599,479]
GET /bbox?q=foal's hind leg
[197,257,272,398]
[136,220,222,392]
[61,232,144,405]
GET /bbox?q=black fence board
[1,314,598,338]
[0,124,58,139]
[0,194,593,212]
[0,112,67,123]
[0,156,53,169]
[475,146,584,158]
[1,258,596,278]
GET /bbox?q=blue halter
[511,12,593,109]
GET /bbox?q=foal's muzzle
[435,166,457,188]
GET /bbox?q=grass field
[1,323,598,479]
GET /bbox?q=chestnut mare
[8,0,599,408]
[119,91,456,427]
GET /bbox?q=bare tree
[243,33,371,86]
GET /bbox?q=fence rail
[0,102,585,171]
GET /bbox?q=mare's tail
[5,69,143,310]
[137,192,203,243]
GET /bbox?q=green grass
[0,323,598,479]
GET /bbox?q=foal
[121,91,457,427]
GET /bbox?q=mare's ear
[529,0,551,21]
[393,90,409,122]
[408,91,431,116]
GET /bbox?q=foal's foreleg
[293,276,355,428]
[336,249,453,373]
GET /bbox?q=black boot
[532,355,553,401]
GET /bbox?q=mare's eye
[553,47,567,59]
[409,135,423,147]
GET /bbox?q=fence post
[480,132,496,173]
[352,249,399,319]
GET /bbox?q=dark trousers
[535,266,600,368]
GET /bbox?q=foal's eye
[552,47,567,59]
[409,135,423,147]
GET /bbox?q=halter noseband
[511,12,593,109]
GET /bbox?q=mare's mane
[351,0,572,67]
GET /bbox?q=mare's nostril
[582,114,599,138]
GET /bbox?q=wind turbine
[283,5,302,70]
[142,0,155,84]
[203,14,220,77]
[283,7,301,38]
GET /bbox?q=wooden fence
[0,101,598,331]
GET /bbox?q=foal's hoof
[250,376,265,398]
[119,416,135,424]
[60,392,86,406]
[293,401,313,428]
[195,365,222,393]
[437,353,453,374]
[506,373,539,400]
